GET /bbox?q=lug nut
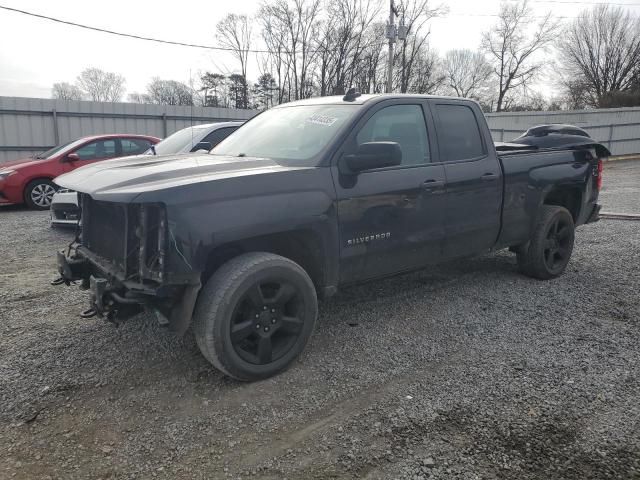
[271,308,276,313]
[255,314,259,318]
[263,306,267,311]
[264,326,270,332]
[256,324,261,329]
[271,318,276,324]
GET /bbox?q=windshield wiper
[237,153,246,157]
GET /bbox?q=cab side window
[356,105,430,166]
[434,104,485,161]
[74,140,117,160]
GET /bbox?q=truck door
[430,101,502,258]
[332,101,446,282]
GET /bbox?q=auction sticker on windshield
[305,114,338,127]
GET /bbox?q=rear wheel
[24,179,57,210]
[193,252,318,381]
[517,206,575,280]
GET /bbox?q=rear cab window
[433,103,486,161]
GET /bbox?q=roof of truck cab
[276,93,473,107]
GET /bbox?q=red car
[0,134,160,209]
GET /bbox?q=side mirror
[340,142,402,174]
[63,153,80,163]
[191,141,213,152]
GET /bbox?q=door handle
[421,179,445,191]
[481,173,498,181]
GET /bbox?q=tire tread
[193,252,317,381]
[517,205,575,280]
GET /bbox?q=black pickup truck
[55,93,607,381]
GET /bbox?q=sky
[0,0,639,99]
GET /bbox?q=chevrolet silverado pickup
[54,92,608,381]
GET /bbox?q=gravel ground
[600,159,640,215]
[1,160,639,480]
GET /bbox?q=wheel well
[543,187,582,222]
[203,230,326,289]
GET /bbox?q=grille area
[80,195,166,281]
[82,197,128,269]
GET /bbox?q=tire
[517,206,575,280]
[193,252,318,381]
[24,179,57,210]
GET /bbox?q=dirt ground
[1,160,639,480]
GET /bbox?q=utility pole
[386,0,396,93]
[385,1,407,93]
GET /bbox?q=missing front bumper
[56,251,147,322]
[55,250,200,332]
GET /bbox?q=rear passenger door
[431,101,502,258]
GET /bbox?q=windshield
[36,139,85,159]
[211,105,357,164]
[151,125,209,156]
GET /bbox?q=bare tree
[355,22,387,93]
[443,49,493,100]
[481,0,559,112]
[144,78,194,105]
[216,14,252,108]
[259,2,291,104]
[561,79,590,110]
[559,5,640,107]
[76,68,125,102]
[406,47,445,94]
[51,82,83,101]
[259,0,322,101]
[319,0,380,95]
[395,0,445,93]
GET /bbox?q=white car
[50,121,243,227]
[49,189,81,226]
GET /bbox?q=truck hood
[54,153,307,199]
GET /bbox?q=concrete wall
[0,96,257,162]
[485,107,640,156]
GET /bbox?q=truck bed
[495,145,600,249]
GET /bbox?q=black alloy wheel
[542,215,573,274]
[517,205,575,280]
[230,279,305,365]
[194,252,318,381]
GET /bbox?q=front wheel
[24,179,57,210]
[193,252,318,381]
[517,206,575,280]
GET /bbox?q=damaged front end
[55,194,200,334]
